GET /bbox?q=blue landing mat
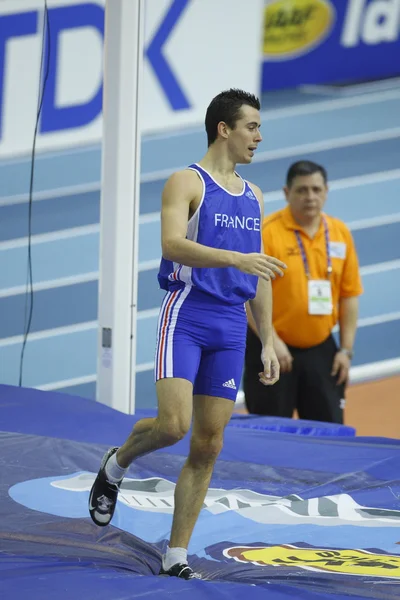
[0,383,355,442]
[229,413,356,436]
[1,385,400,599]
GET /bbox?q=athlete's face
[227,105,262,164]
[284,173,328,221]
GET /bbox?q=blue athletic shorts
[154,287,247,401]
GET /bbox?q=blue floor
[0,86,400,405]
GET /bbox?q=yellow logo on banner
[224,544,400,578]
[264,0,334,59]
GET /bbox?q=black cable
[19,1,50,386]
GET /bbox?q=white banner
[0,0,264,158]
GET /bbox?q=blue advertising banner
[261,0,400,91]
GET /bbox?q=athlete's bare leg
[169,395,234,549]
[116,378,193,468]
[89,379,233,570]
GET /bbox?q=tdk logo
[215,214,261,231]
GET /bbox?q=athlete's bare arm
[246,184,275,344]
[246,183,280,384]
[161,171,285,280]
[248,250,274,348]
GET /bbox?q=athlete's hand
[259,345,280,386]
[235,253,287,281]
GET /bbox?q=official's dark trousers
[243,327,345,424]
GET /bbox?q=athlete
[89,88,286,579]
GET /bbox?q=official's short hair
[286,161,328,187]
[205,88,260,147]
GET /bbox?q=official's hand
[235,253,286,281]
[274,336,293,373]
[331,351,350,386]
[259,345,280,386]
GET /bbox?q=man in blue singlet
[89,89,287,579]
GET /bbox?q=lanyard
[294,216,332,279]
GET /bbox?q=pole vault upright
[96,0,145,413]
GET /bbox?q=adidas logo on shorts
[222,378,237,390]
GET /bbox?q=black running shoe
[88,447,121,526]
[159,563,201,579]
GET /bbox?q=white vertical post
[96,0,144,414]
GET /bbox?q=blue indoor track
[1,85,400,405]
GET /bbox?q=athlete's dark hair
[286,160,328,188]
[205,88,260,147]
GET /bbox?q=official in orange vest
[244,160,363,424]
